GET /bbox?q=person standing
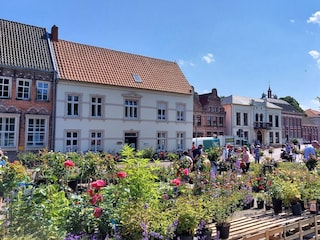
[254,145,261,164]
[241,146,250,173]
[303,140,320,171]
[192,144,203,171]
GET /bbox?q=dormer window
[132,74,142,83]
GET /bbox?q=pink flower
[88,189,94,197]
[64,160,75,167]
[171,178,181,186]
[93,207,103,218]
[116,171,127,178]
[90,180,106,190]
[183,168,189,176]
[91,193,103,205]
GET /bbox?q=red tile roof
[52,40,192,95]
[305,109,320,117]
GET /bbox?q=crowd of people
[180,139,320,174]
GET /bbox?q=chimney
[51,25,58,41]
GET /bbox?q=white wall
[55,81,193,153]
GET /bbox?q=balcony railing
[254,122,272,129]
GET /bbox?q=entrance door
[125,132,138,149]
[256,131,262,145]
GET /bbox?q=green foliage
[3,184,69,239]
[205,146,222,163]
[280,96,304,113]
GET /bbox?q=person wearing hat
[303,140,320,171]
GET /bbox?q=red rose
[90,180,106,190]
[171,178,181,186]
[64,160,75,167]
[93,207,103,218]
[183,168,189,176]
[88,189,94,197]
[91,193,103,205]
[117,171,127,178]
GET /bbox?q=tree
[280,96,304,113]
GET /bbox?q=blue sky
[2,0,320,110]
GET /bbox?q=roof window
[132,74,142,83]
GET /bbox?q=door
[125,132,138,149]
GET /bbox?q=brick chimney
[51,25,58,41]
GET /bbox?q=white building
[51,27,193,153]
[221,95,283,146]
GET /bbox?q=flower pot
[197,229,212,240]
[291,202,302,216]
[257,200,264,209]
[272,198,283,215]
[216,223,230,239]
[309,200,320,214]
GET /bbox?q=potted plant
[266,175,285,214]
[255,191,266,209]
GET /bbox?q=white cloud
[307,11,320,24]
[289,19,295,23]
[177,59,195,67]
[202,53,215,64]
[308,50,320,59]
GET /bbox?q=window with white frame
[176,132,185,151]
[157,101,167,120]
[124,99,138,119]
[206,116,211,126]
[176,104,185,121]
[91,96,102,117]
[90,131,102,152]
[26,115,48,147]
[243,113,248,126]
[269,131,274,144]
[17,78,31,100]
[157,132,167,151]
[67,95,79,116]
[66,131,79,152]
[36,81,49,101]
[236,112,241,125]
[0,77,11,98]
[0,115,18,147]
[275,132,279,143]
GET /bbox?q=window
[91,97,102,117]
[17,79,31,100]
[259,114,263,122]
[219,116,224,127]
[66,131,79,152]
[124,99,138,119]
[269,115,273,127]
[67,95,79,116]
[36,81,49,101]
[0,77,11,98]
[275,115,279,127]
[269,131,274,144]
[157,102,167,120]
[243,113,248,126]
[206,116,211,126]
[176,104,185,121]
[176,132,185,151]
[196,115,201,126]
[157,132,167,151]
[275,132,279,143]
[0,115,18,147]
[212,117,217,126]
[90,131,102,152]
[26,115,48,148]
[236,112,241,125]
[255,113,259,122]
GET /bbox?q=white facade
[221,95,283,146]
[54,80,193,153]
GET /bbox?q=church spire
[267,83,272,98]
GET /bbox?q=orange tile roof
[52,40,192,95]
[305,109,320,117]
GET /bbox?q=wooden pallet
[283,215,320,240]
[210,211,314,240]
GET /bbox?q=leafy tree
[280,96,304,113]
